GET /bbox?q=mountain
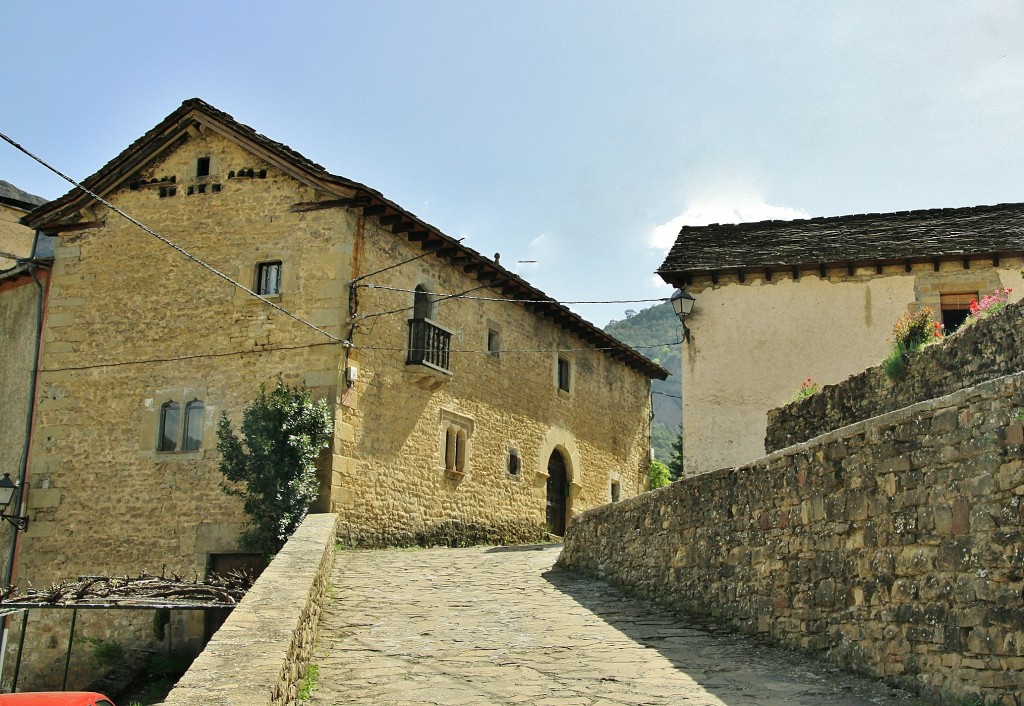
[604,302,681,463]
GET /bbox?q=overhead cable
[0,130,348,346]
[358,283,671,306]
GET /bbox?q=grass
[882,343,909,381]
[297,663,320,703]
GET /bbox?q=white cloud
[649,197,811,251]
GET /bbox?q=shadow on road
[541,561,929,706]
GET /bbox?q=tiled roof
[0,180,47,210]
[657,203,1024,283]
[21,100,669,381]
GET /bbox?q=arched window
[183,400,205,451]
[445,426,458,470]
[158,401,180,452]
[156,397,206,453]
[413,285,433,320]
[455,429,467,473]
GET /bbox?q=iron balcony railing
[406,318,453,373]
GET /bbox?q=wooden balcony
[406,318,453,375]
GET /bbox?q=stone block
[952,500,971,535]
[27,488,61,509]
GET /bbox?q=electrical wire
[0,130,349,346]
[40,341,342,373]
[38,336,681,372]
[355,280,508,321]
[352,340,682,354]
[1,133,677,371]
[653,390,683,399]
[358,283,671,306]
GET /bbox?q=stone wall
[162,513,338,706]
[562,372,1024,705]
[766,300,1024,454]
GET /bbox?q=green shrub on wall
[217,377,332,555]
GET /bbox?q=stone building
[0,183,50,583]
[8,99,666,687]
[656,206,1024,475]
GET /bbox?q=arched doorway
[546,450,569,536]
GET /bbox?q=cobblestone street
[309,545,927,706]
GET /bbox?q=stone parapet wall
[562,374,1024,704]
[162,513,338,706]
[766,300,1024,454]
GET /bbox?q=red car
[0,694,114,706]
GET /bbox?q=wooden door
[546,451,568,536]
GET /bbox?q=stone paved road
[309,545,928,706]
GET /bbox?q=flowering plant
[791,377,819,402]
[891,307,940,351]
[968,288,1012,321]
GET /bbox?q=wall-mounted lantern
[670,288,696,342]
[0,474,28,531]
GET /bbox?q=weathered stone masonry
[562,371,1024,705]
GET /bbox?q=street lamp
[670,289,696,342]
[0,474,28,531]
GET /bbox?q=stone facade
[563,370,1024,705]
[5,100,663,688]
[768,298,1024,453]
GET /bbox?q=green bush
[217,377,333,555]
[882,342,909,381]
[83,636,124,670]
[648,459,671,490]
[883,307,942,381]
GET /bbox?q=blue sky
[4,1,1024,326]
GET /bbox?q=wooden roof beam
[290,196,369,212]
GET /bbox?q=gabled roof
[22,99,668,380]
[0,179,47,211]
[657,203,1024,286]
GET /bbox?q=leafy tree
[666,425,684,481]
[217,378,332,555]
[604,302,682,441]
[648,459,671,489]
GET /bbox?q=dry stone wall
[562,372,1024,705]
[767,300,1024,453]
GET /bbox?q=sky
[3,1,1024,327]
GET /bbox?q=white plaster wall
[678,273,897,474]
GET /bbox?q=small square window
[940,292,977,334]
[611,481,621,503]
[197,156,211,177]
[257,261,282,296]
[487,329,500,357]
[557,357,571,393]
